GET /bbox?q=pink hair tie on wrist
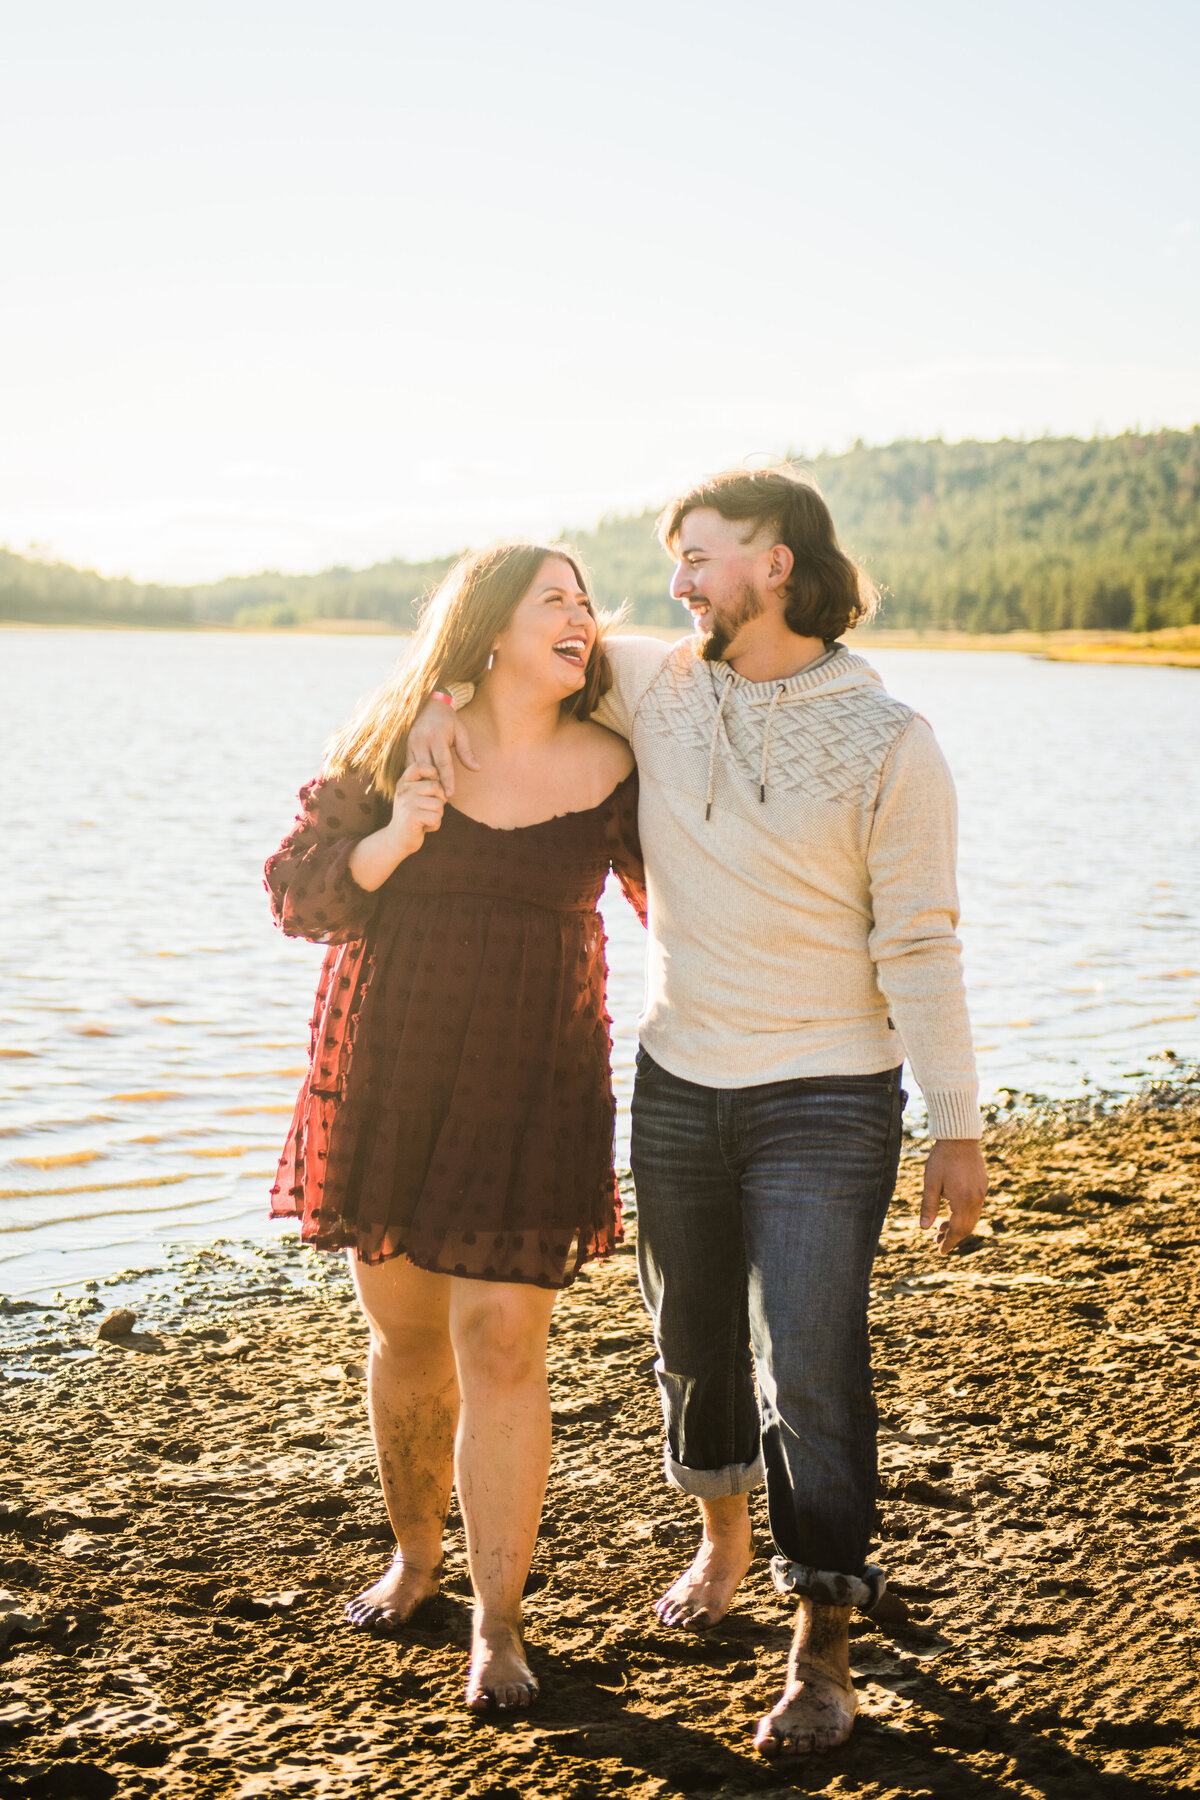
[430,682,475,712]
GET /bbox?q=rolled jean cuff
[664,1449,765,1499]
[770,1556,887,1612]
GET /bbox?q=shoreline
[4,618,1200,665]
[3,1077,1199,1796]
[859,626,1200,667]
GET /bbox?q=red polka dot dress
[264,767,646,1287]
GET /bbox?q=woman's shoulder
[546,718,635,817]
[564,717,636,782]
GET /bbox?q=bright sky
[3,0,1198,583]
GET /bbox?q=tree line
[3,430,1197,634]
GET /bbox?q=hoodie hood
[704,644,887,817]
[707,642,885,703]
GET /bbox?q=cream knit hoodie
[593,636,982,1140]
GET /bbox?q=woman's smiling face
[491,555,597,695]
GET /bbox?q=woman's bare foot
[465,1617,539,1713]
[754,1598,857,1756]
[343,1552,442,1632]
[754,1664,858,1755]
[655,1495,753,1632]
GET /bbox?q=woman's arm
[604,771,648,926]
[264,770,385,942]
[348,766,445,891]
[265,766,446,941]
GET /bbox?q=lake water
[2,631,1197,1304]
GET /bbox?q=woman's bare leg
[345,1252,458,1628]
[450,1278,557,1710]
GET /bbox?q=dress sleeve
[603,772,648,926]
[264,771,388,944]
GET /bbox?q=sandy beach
[2,1077,1199,1800]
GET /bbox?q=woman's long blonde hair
[324,541,613,798]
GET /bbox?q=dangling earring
[487,651,495,671]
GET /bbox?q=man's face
[669,508,770,662]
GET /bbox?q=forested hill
[576,431,1200,631]
[3,430,1198,634]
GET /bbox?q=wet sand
[2,1078,1199,1799]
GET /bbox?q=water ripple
[2,633,1197,1300]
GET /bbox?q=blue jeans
[630,1050,904,1610]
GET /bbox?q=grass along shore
[859,625,1200,667]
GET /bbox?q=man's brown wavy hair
[657,465,878,640]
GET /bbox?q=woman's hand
[388,764,446,858]
[349,765,445,891]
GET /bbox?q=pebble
[96,1309,137,1341]
[869,1590,912,1623]
[0,1592,44,1650]
[57,1532,109,1559]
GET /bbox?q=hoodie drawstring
[706,677,788,819]
[760,683,786,803]
[705,678,732,822]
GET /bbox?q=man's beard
[695,581,764,663]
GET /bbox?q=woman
[264,542,644,1713]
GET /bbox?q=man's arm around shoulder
[592,632,676,740]
[404,632,676,783]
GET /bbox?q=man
[409,466,987,1756]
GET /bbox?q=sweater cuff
[923,1088,983,1141]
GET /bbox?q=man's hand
[921,1139,988,1255]
[405,696,480,798]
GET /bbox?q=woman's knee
[352,1255,451,1366]
[452,1291,551,1390]
[367,1314,451,1370]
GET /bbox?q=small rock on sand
[57,1532,109,1559]
[0,1593,44,1649]
[868,1590,912,1623]
[96,1309,136,1341]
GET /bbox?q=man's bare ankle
[792,1651,854,1691]
[790,1599,852,1683]
[697,1495,752,1550]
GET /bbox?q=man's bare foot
[465,1617,538,1713]
[656,1496,753,1632]
[343,1552,441,1632]
[755,1597,856,1756]
[755,1663,858,1756]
